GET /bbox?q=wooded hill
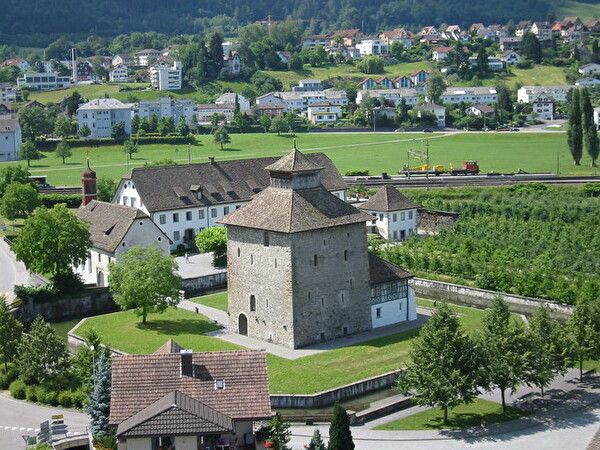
[2,0,553,47]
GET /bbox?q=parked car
[511,128,520,132]
[394,128,405,132]
[496,127,511,131]
[423,128,434,133]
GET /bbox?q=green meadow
[5,131,596,187]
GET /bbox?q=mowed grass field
[6,131,596,187]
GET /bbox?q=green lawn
[452,65,568,89]
[553,0,600,20]
[374,398,530,430]
[26,83,149,104]
[6,131,597,187]
[73,308,242,354]
[188,291,228,311]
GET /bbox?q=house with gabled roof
[358,185,420,241]
[332,29,365,47]
[74,199,170,286]
[501,50,521,65]
[0,115,21,162]
[579,63,600,77]
[219,148,416,348]
[110,346,271,450]
[135,49,162,66]
[393,75,414,89]
[410,69,429,85]
[113,154,348,250]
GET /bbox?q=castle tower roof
[358,185,420,212]
[264,147,324,173]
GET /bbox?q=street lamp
[89,345,96,380]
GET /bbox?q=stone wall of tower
[227,225,296,348]
[227,222,372,349]
[290,222,372,348]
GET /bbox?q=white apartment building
[356,89,420,107]
[215,93,251,112]
[109,65,129,82]
[0,83,17,102]
[307,102,343,124]
[517,85,572,103]
[135,97,196,124]
[356,38,388,55]
[438,87,498,104]
[149,61,182,91]
[77,98,132,139]
[17,72,72,90]
[269,90,348,112]
[0,116,21,162]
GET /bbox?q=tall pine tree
[87,352,112,440]
[567,88,583,165]
[580,87,599,167]
[207,32,224,78]
[328,402,354,450]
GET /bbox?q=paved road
[0,392,90,449]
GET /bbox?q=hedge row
[14,284,58,304]
[40,194,81,208]
[9,379,88,408]
[36,135,195,150]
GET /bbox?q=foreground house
[75,199,170,286]
[0,115,21,162]
[220,148,416,349]
[110,345,271,450]
[112,153,347,249]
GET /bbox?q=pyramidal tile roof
[264,147,324,173]
[358,185,420,212]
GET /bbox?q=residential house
[112,152,348,249]
[517,85,572,103]
[77,98,132,139]
[410,69,429,85]
[301,34,331,49]
[563,25,590,42]
[575,78,600,87]
[0,58,31,72]
[0,83,17,102]
[439,86,498,104]
[432,46,454,61]
[531,22,552,41]
[275,50,291,65]
[17,72,72,90]
[135,49,162,66]
[515,21,533,36]
[112,54,132,67]
[501,51,521,65]
[196,103,236,124]
[358,185,420,241]
[149,61,182,91]
[21,100,45,108]
[109,65,129,82]
[579,63,600,77]
[594,107,600,130]
[292,79,323,92]
[356,89,420,107]
[74,60,94,82]
[531,95,556,120]
[470,23,485,33]
[378,28,414,48]
[254,103,285,118]
[442,25,462,41]
[466,104,495,116]
[469,56,504,71]
[255,93,286,112]
[110,347,271,450]
[0,116,21,162]
[0,103,15,114]
[584,20,600,33]
[74,200,170,286]
[358,77,393,90]
[393,75,414,89]
[307,102,343,124]
[414,103,446,127]
[220,148,416,348]
[500,37,522,51]
[135,97,196,124]
[269,90,348,113]
[332,29,365,47]
[215,93,250,112]
[356,38,388,55]
[223,51,241,74]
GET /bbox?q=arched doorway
[97,271,105,287]
[238,313,248,336]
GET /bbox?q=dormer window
[215,379,226,390]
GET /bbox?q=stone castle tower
[219,147,373,349]
[81,159,97,206]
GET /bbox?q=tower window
[263,231,269,247]
[237,248,241,257]
[344,250,348,261]
[274,258,277,268]
[250,295,256,311]
[313,254,318,266]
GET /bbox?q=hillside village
[1,9,600,450]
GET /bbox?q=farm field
[5,131,597,187]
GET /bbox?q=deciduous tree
[96,176,117,202]
[19,140,42,167]
[270,116,288,135]
[426,74,446,105]
[0,166,36,198]
[213,126,231,150]
[176,116,190,136]
[108,245,181,324]
[54,115,74,138]
[122,139,138,159]
[397,302,484,423]
[195,226,227,267]
[12,203,91,283]
[568,297,600,381]
[0,299,23,371]
[0,182,40,220]
[55,141,72,164]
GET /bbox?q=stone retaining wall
[411,278,573,320]
[181,272,227,296]
[270,370,401,409]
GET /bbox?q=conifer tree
[567,88,583,165]
[580,87,599,167]
[307,429,326,450]
[328,402,354,450]
[87,352,112,440]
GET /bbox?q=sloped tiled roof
[123,153,347,213]
[110,350,271,426]
[264,148,323,173]
[76,200,163,253]
[369,253,413,284]
[0,116,19,132]
[154,339,184,354]
[219,187,372,233]
[117,390,234,437]
[358,186,420,212]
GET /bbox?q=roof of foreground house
[110,349,271,428]
[358,185,420,212]
[369,253,413,284]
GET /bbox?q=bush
[14,284,57,303]
[40,194,81,208]
[0,366,18,389]
[26,385,40,402]
[57,390,73,407]
[72,389,89,408]
[9,379,26,399]
[345,170,370,176]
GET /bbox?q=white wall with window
[370,280,417,328]
[365,207,418,241]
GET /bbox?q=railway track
[343,174,600,189]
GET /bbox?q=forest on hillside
[1,0,553,47]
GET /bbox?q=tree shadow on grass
[420,406,528,430]
[135,318,220,335]
[219,147,242,152]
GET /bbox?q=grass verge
[374,398,530,430]
[188,290,228,311]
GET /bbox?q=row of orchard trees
[398,298,600,423]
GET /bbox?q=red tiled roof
[110,350,271,426]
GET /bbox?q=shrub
[72,389,89,408]
[14,284,57,303]
[57,390,73,407]
[345,170,370,176]
[40,194,81,208]
[0,366,18,389]
[26,385,39,402]
[9,379,26,399]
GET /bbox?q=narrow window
[237,248,241,257]
[199,210,205,220]
[173,213,179,223]
[250,254,254,265]
[321,297,325,308]
[320,332,325,341]
[265,299,269,308]
[274,258,277,268]
[186,211,192,221]
[250,295,256,311]
[314,254,318,266]
[343,327,348,335]
[376,307,382,318]
[344,250,348,261]
[263,231,269,247]
[223,206,230,215]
